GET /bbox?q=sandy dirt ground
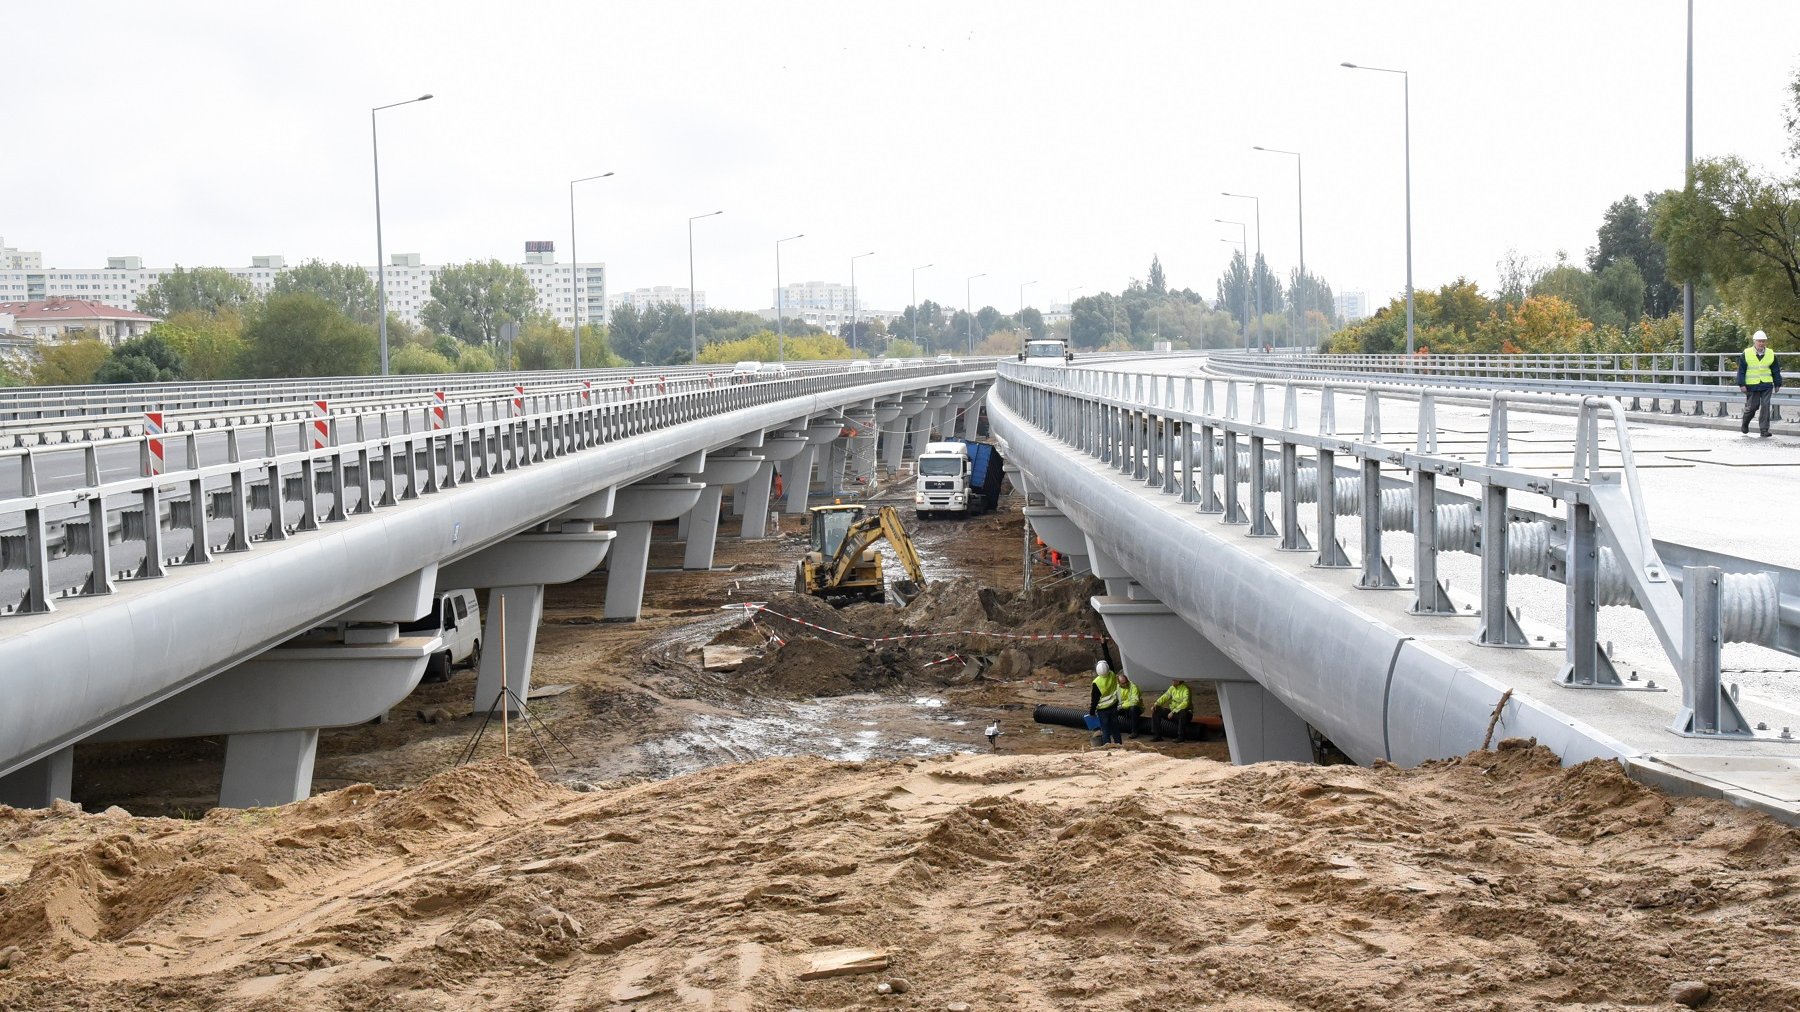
[10,483,1799,1009]
[67,503,1226,817]
[4,747,1799,1011]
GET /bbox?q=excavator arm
[820,505,926,592]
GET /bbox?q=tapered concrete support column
[221,730,319,809]
[1022,506,1089,574]
[924,391,954,439]
[740,460,776,538]
[1216,681,1315,764]
[1083,533,1137,599]
[92,629,442,806]
[740,434,806,527]
[474,584,545,715]
[1090,595,1256,694]
[0,746,72,809]
[960,390,987,438]
[602,480,705,621]
[783,445,815,514]
[605,522,656,619]
[821,440,847,496]
[682,487,726,570]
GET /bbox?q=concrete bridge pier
[923,389,955,440]
[601,480,706,622]
[958,385,989,439]
[947,386,977,440]
[1021,505,1089,574]
[884,397,929,475]
[741,432,807,537]
[873,401,904,474]
[439,528,619,713]
[0,748,72,808]
[785,420,846,514]
[1089,593,1310,763]
[86,615,444,807]
[682,451,765,570]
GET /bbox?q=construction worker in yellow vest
[1736,330,1784,438]
[1116,671,1144,739]
[1088,660,1123,746]
[1151,679,1193,742]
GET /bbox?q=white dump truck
[914,440,1004,518]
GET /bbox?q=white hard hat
[1753,330,1768,342]
[1095,660,1110,676]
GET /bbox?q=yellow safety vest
[1157,683,1191,713]
[1092,672,1120,710]
[1744,346,1775,387]
[1119,681,1141,710]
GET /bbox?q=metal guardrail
[0,361,993,617]
[0,361,892,445]
[1205,350,1794,425]
[999,362,1798,740]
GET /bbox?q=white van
[402,589,482,682]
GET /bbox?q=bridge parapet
[997,361,1800,749]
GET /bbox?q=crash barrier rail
[1204,350,1796,426]
[0,361,993,617]
[0,360,910,446]
[998,362,1800,741]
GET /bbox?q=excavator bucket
[888,579,923,606]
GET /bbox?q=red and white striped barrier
[511,384,525,417]
[581,379,592,404]
[431,389,447,430]
[657,375,668,394]
[309,400,330,451]
[143,411,164,476]
[725,604,1109,646]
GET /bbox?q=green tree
[135,266,256,318]
[514,317,576,370]
[885,338,923,358]
[420,260,538,347]
[1588,194,1678,318]
[94,334,183,384]
[456,345,498,372]
[32,339,112,385]
[149,310,247,380]
[271,260,380,325]
[391,345,455,374]
[1656,155,1800,343]
[241,293,377,377]
[1147,254,1167,295]
[0,357,25,387]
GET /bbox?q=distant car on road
[730,361,762,383]
[847,359,872,373]
[935,354,956,364]
[879,358,904,370]
[755,362,790,379]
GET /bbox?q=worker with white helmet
[1736,329,1783,438]
[1087,660,1123,746]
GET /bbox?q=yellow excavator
[795,504,928,604]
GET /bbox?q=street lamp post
[911,263,933,352]
[965,273,986,354]
[1254,145,1305,346]
[568,171,614,369]
[1065,285,1083,345]
[1018,280,1037,349]
[849,251,875,352]
[1222,192,1263,349]
[1216,222,1250,350]
[774,233,804,363]
[1682,0,1696,375]
[371,92,432,377]
[687,210,723,364]
[1342,62,1414,359]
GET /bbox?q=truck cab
[915,441,972,518]
[1020,338,1074,365]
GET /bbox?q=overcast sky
[8,1,1799,315]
